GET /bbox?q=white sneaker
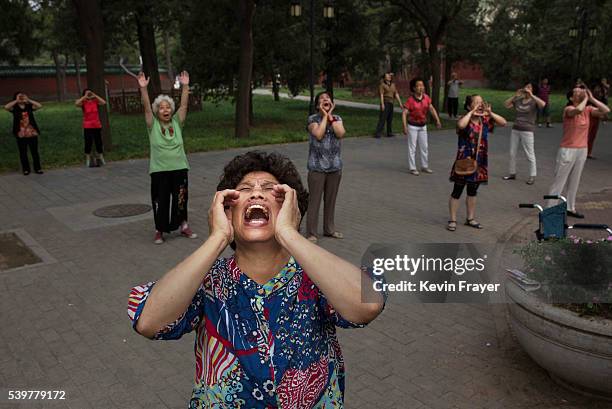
[421,168,433,174]
[410,169,420,176]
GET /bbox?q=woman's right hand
[137,72,150,88]
[208,190,239,246]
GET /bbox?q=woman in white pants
[547,87,609,218]
[402,78,442,175]
[502,82,546,185]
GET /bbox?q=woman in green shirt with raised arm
[138,71,198,244]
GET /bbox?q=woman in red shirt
[75,89,107,167]
[401,78,442,175]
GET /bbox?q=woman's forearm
[531,94,546,109]
[29,100,42,109]
[140,86,153,127]
[4,100,17,111]
[457,111,473,129]
[331,121,345,138]
[277,229,383,324]
[490,112,507,126]
[136,233,228,337]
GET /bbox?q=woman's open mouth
[244,204,270,227]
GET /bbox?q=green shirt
[148,114,190,174]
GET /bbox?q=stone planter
[505,280,612,400]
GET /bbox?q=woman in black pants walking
[4,92,43,175]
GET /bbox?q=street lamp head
[290,1,302,17]
[568,27,578,38]
[323,1,334,18]
[589,27,598,37]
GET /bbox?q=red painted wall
[0,73,172,102]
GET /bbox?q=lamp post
[291,0,334,115]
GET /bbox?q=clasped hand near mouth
[208,184,302,248]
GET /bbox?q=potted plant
[505,235,612,400]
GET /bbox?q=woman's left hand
[179,71,190,86]
[272,184,301,240]
[484,102,493,115]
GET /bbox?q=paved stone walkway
[1,118,612,408]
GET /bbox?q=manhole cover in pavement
[0,233,42,271]
[93,204,151,218]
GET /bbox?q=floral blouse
[128,256,364,409]
[449,115,495,184]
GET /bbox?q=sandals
[447,221,457,232]
[465,219,483,229]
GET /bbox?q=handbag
[453,120,483,176]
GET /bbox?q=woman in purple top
[537,78,552,128]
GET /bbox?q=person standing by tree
[75,89,107,167]
[4,92,43,175]
[446,72,463,119]
[502,82,546,185]
[537,77,552,128]
[306,92,346,243]
[374,71,403,138]
[402,78,442,175]
[138,71,198,244]
[547,87,610,218]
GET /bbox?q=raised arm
[308,109,329,141]
[565,93,588,117]
[327,102,345,139]
[504,91,519,109]
[135,190,239,338]
[4,99,18,111]
[75,95,87,107]
[525,87,546,109]
[587,89,611,118]
[273,185,384,324]
[485,103,507,126]
[457,109,475,130]
[28,98,42,110]
[138,72,154,129]
[176,71,190,125]
[91,92,106,106]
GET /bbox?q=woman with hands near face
[306,91,346,243]
[4,92,43,175]
[502,82,546,184]
[127,151,383,408]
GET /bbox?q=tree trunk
[136,6,162,98]
[75,54,82,95]
[272,71,280,101]
[443,55,453,114]
[235,0,255,138]
[52,50,63,102]
[429,46,442,112]
[163,31,175,84]
[325,70,334,99]
[61,54,68,99]
[73,0,111,149]
[249,86,254,126]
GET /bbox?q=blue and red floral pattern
[128,256,364,408]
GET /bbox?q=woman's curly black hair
[217,151,309,219]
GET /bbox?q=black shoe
[567,210,585,219]
[502,174,516,180]
[385,134,394,137]
[23,170,30,175]
[34,169,44,174]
